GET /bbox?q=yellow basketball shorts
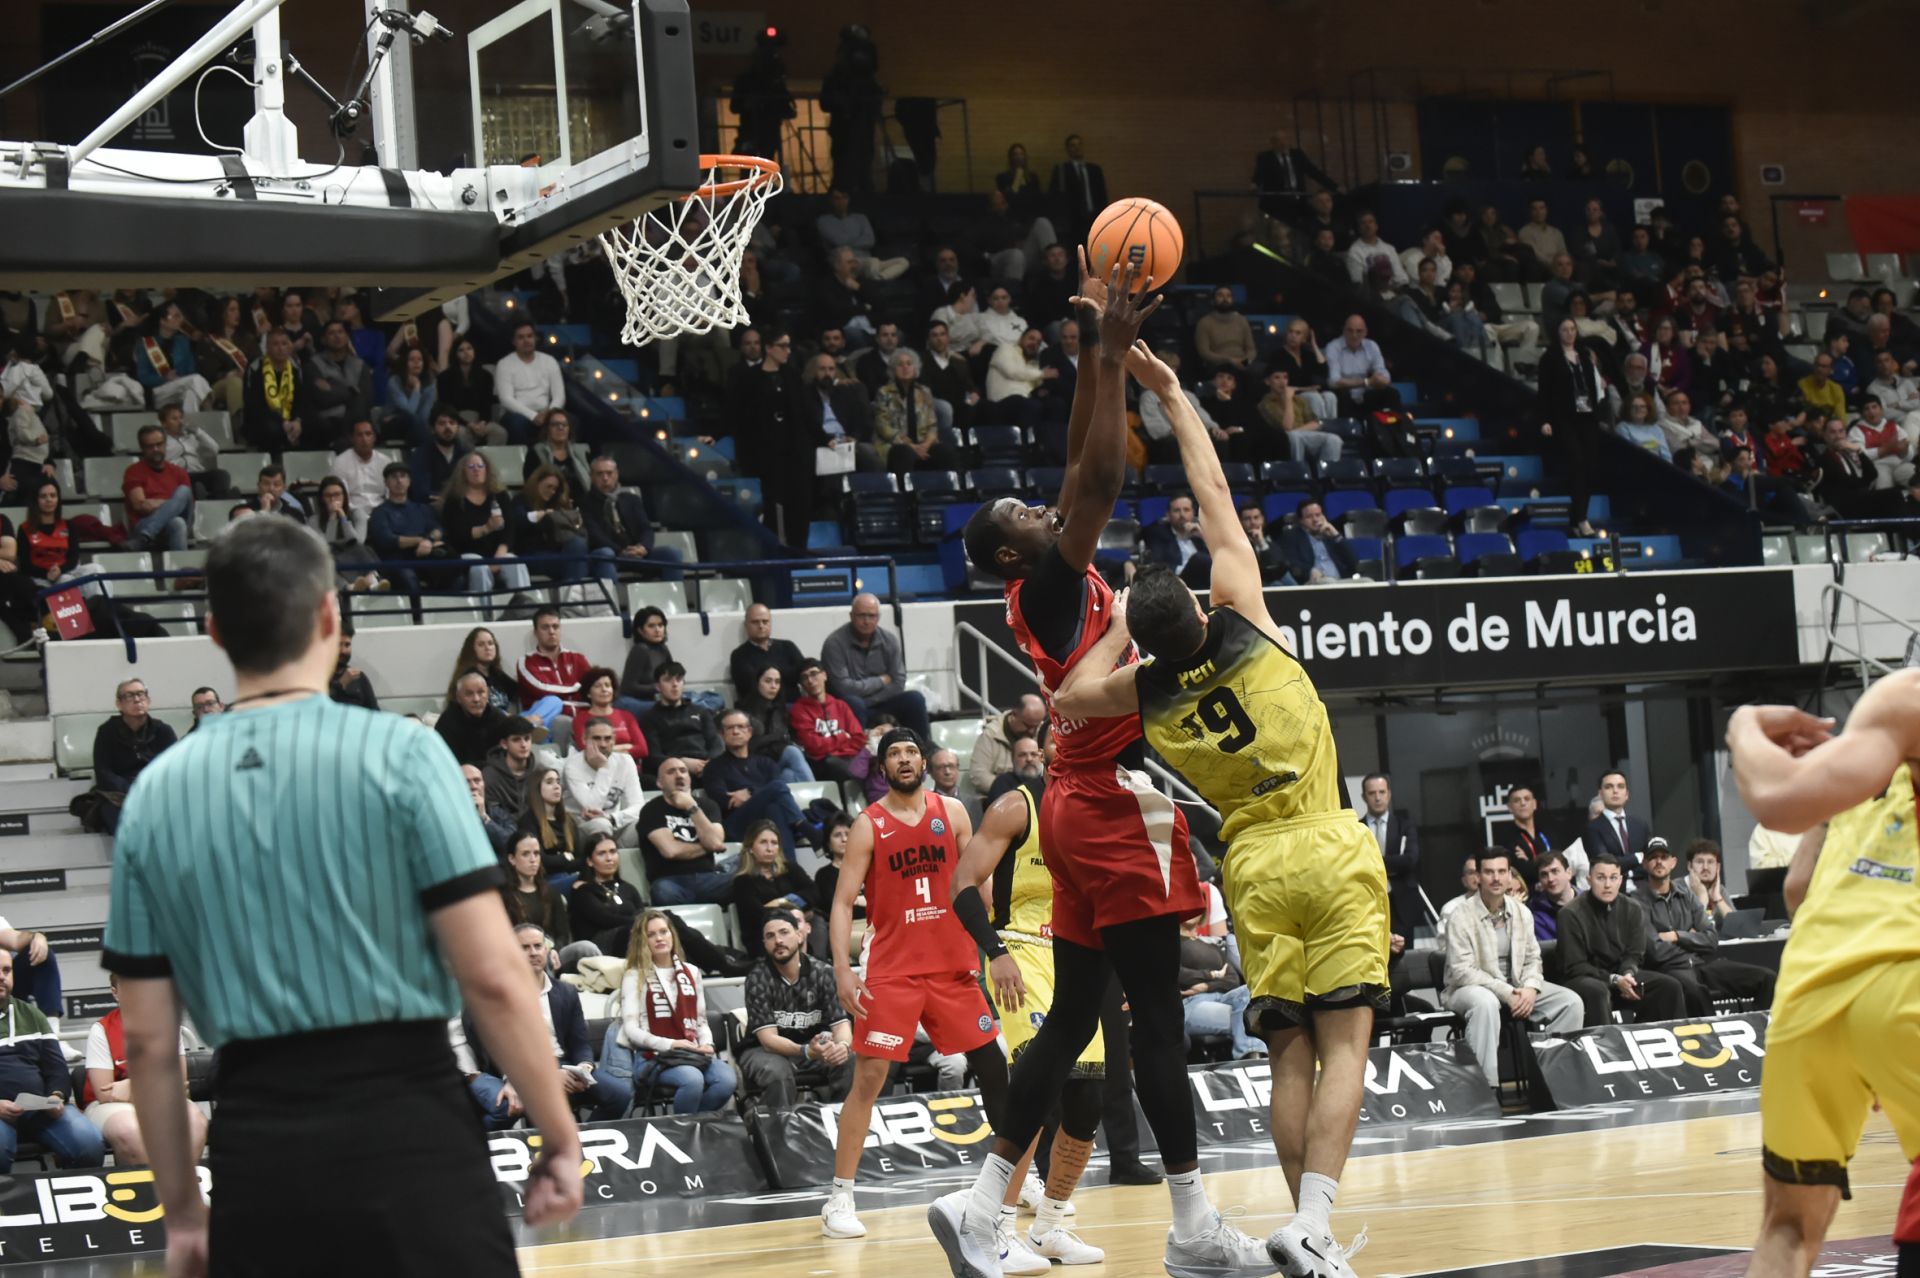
[988,933,1105,1075]
[1761,958,1920,1194]
[1222,811,1391,1034]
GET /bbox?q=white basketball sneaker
[928,1189,1006,1278]
[1030,1221,1106,1265]
[1165,1208,1282,1277]
[1268,1221,1367,1278]
[820,1189,866,1239]
[996,1214,1051,1275]
[1018,1172,1076,1215]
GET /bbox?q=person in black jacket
[1358,773,1423,940]
[639,663,721,782]
[92,678,175,794]
[739,331,826,543]
[1251,128,1337,223]
[437,669,509,768]
[1047,133,1108,246]
[1555,856,1685,1027]
[241,328,310,454]
[730,820,825,956]
[1279,499,1359,583]
[580,455,683,581]
[729,603,805,705]
[797,353,882,472]
[329,631,380,711]
[1536,318,1607,537]
[465,922,627,1128]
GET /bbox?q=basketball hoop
[599,153,783,346]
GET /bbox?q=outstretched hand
[1096,262,1162,354]
[1069,245,1109,320]
[1123,340,1180,399]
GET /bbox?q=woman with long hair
[310,475,382,592]
[736,666,814,785]
[571,666,646,755]
[522,411,589,503]
[994,142,1047,224]
[447,626,527,715]
[730,819,821,953]
[569,833,644,954]
[385,345,437,448]
[1536,317,1607,538]
[1614,390,1672,462]
[618,911,737,1114]
[1640,315,1692,397]
[440,451,532,609]
[1267,319,1335,420]
[19,478,81,586]
[436,335,495,430]
[809,811,863,921]
[519,767,582,880]
[500,833,574,949]
[618,606,674,703]
[510,464,590,583]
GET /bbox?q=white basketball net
[599,157,783,346]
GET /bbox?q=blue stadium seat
[1220,462,1259,490]
[1142,464,1188,494]
[1321,419,1367,447]
[806,520,842,549]
[840,472,897,494]
[1516,529,1571,561]
[1320,459,1372,491]
[1431,456,1482,488]
[1374,458,1427,488]
[1263,491,1314,523]
[1457,505,1510,534]
[1027,466,1066,499]
[1442,485,1497,515]
[1433,437,1480,460]
[1390,381,1418,404]
[1457,532,1516,565]
[1383,489,1438,518]
[1135,495,1171,527]
[1342,508,1389,540]
[1347,536,1385,580]
[903,471,962,496]
[1322,490,1379,521]
[1261,459,1314,490]
[967,468,1026,498]
[1395,534,1453,569]
[1394,507,1450,537]
[970,426,1027,467]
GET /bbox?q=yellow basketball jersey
[1136,606,1344,843]
[1771,761,1920,1041]
[1000,785,1055,940]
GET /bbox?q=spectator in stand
[973,187,1053,282]
[1570,199,1621,295]
[1725,443,1817,524]
[1684,840,1733,927]
[1280,499,1358,584]
[638,759,731,906]
[437,670,510,768]
[932,282,992,359]
[1344,213,1406,286]
[1642,317,1692,397]
[822,593,931,741]
[730,604,805,705]
[967,694,1047,796]
[1143,496,1212,588]
[1658,390,1718,461]
[918,246,967,319]
[1539,254,1583,336]
[1295,189,1352,253]
[1238,503,1290,584]
[188,688,223,732]
[1023,244,1078,337]
[920,322,981,431]
[1517,198,1568,276]
[19,479,80,588]
[517,607,591,720]
[813,188,909,280]
[1138,349,1231,462]
[730,823,822,952]
[1441,848,1584,1087]
[618,911,737,1115]
[1618,225,1666,289]
[1638,838,1775,1015]
[1504,782,1571,884]
[925,748,980,826]
[519,766,583,879]
[1557,855,1685,1026]
[1530,852,1578,940]
[1717,404,1759,469]
[304,321,372,441]
[329,419,394,519]
[738,911,854,1109]
[641,663,722,782]
[466,924,627,1130]
[851,323,904,394]
[571,667,647,756]
[810,813,861,922]
[1398,227,1452,289]
[1194,287,1257,375]
[1177,913,1262,1060]
[997,144,1051,225]
[1202,370,1261,438]
[329,630,380,711]
[442,452,534,604]
[1268,319,1337,420]
[618,607,674,710]
[508,465,591,585]
[0,950,104,1172]
[1585,770,1651,880]
[365,464,451,607]
[131,302,213,414]
[737,668,813,783]
[449,627,528,718]
[707,710,809,849]
[1304,227,1352,293]
[520,411,590,508]
[501,834,575,951]
[1867,350,1920,428]
[122,425,193,553]
[790,659,865,785]
[1048,133,1108,245]
[410,410,470,509]
[563,720,644,845]
[874,350,962,475]
[1794,351,1849,427]
[493,322,565,444]
[1325,314,1400,412]
[1818,418,1919,518]
[91,676,175,811]
[157,403,231,500]
[816,249,879,348]
[798,353,881,473]
[1707,214,1772,284]
[1871,288,1920,355]
[241,464,304,522]
[984,327,1050,429]
[1434,852,1480,941]
[83,970,205,1167]
[438,337,504,443]
[1477,204,1532,281]
[483,717,540,829]
[1252,127,1337,223]
[382,346,437,449]
[1849,396,1916,489]
[1359,774,1423,941]
[1538,318,1607,538]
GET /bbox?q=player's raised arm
[1055,264,1161,573]
[1124,341,1271,627]
[1054,247,1109,520]
[831,812,876,1019]
[1728,667,1920,833]
[1052,587,1144,721]
[950,789,1027,1011]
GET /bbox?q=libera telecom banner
[1529,1012,1769,1107]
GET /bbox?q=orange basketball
[1086,197,1183,292]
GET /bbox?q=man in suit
[581,455,683,581]
[1251,128,1338,223]
[798,352,882,474]
[1279,498,1359,583]
[1583,770,1651,884]
[464,924,630,1128]
[1141,494,1210,588]
[737,329,823,544]
[1034,318,1082,462]
[1236,502,1289,583]
[1048,133,1108,246]
[1359,773,1423,940]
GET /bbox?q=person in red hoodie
[516,607,591,715]
[788,659,865,785]
[1759,412,1814,484]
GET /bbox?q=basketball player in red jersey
[1899,1160,1918,1278]
[936,257,1276,1278]
[826,729,1010,1243]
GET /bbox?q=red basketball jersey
[1006,568,1142,772]
[862,793,976,976]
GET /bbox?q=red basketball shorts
[853,970,998,1062]
[1039,763,1202,950]
[1898,1156,1920,1245]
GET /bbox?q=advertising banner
[1188,1041,1498,1147]
[759,1087,997,1188]
[1530,1012,1768,1108]
[491,1114,766,1213]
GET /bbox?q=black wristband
[1075,302,1101,348]
[952,885,1006,959]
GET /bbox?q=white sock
[832,1176,856,1195]
[970,1153,1018,1223]
[1035,1196,1072,1233]
[1167,1169,1213,1240]
[998,1204,1018,1223]
[1295,1172,1338,1235]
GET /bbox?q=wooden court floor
[516,1110,1909,1277]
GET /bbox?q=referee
[101,518,581,1277]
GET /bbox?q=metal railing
[1820,582,1920,684]
[951,621,1219,822]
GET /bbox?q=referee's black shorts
[207,1020,517,1278]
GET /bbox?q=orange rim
[680,153,781,202]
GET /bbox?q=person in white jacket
[492,321,566,444]
[1441,848,1585,1087]
[617,911,736,1114]
[985,329,1051,404]
[562,719,643,845]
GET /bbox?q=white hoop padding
[599,156,783,346]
